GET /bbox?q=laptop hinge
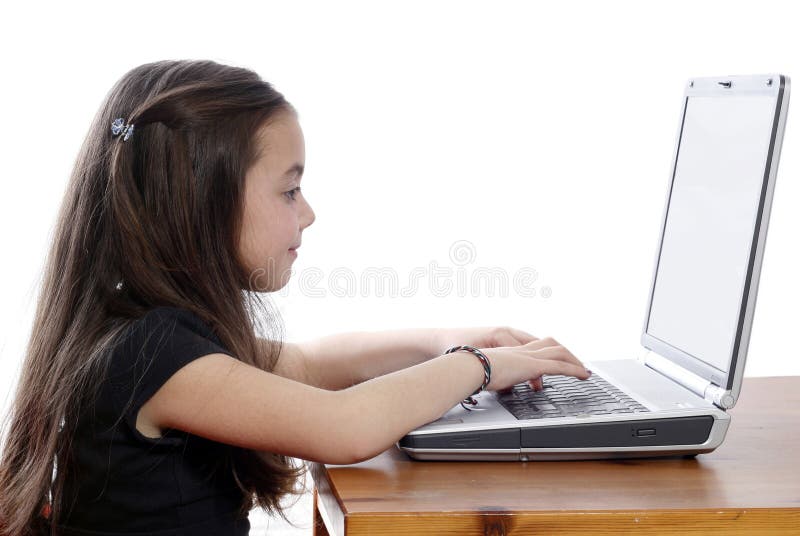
[641,351,731,409]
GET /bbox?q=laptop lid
[640,74,790,408]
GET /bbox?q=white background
[1,1,798,533]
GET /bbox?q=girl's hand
[433,326,540,354]
[478,337,591,393]
[432,326,545,392]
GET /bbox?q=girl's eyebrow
[283,163,304,179]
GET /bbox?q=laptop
[398,73,791,461]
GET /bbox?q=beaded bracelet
[444,345,492,410]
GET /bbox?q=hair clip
[111,117,135,142]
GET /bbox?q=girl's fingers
[538,359,592,379]
[509,328,539,344]
[528,377,544,391]
[493,330,524,348]
[528,345,588,371]
[524,338,552,348]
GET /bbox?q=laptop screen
[645,92,779,374]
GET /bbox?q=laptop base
[400,446,718,462]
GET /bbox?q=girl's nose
[302,200,316,228]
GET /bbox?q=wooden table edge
[309,460,800,535]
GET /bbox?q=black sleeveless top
[47,306,251,535]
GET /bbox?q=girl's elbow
[348,436,394,465]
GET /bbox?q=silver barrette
[111,117,135,142]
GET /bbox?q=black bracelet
[444,345,492,410]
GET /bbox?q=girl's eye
[284,187,301,201]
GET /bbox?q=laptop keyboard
[496,371,650,420]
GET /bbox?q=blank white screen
[647,94,776,372]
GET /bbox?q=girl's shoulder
[135,304,212,331]
[128,305,223,344]
[99,306,237,443]
[105,305,232,381]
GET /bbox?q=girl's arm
[138,349,486,465]
[140,340,589,465]
[295,328,442,390]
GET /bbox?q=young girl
[0,59,591,535]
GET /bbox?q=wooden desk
[309,376,800,535]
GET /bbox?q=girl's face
[239,109,315,291]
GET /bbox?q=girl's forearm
[298,328,442,390]
[336,350,487,462]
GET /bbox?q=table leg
[312,485,330,536]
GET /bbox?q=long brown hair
[0,59,308,535]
